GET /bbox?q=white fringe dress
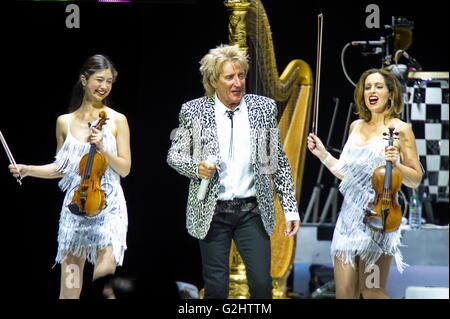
[330,120,407,273]
[53,118,128,266]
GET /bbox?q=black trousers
[198,202,272,299]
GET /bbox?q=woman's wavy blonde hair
[199,44,249,97]
[354,68,403,122]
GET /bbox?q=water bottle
[408,192,422,230]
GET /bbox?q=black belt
[216,197,257,213]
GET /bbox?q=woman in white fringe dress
[307,69,422,299]
[9,55,131,299]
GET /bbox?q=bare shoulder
[56,113,70,124]
[56,113,70,135]
[349,119,362,133]
[391,119,417,146]
[105,107,127,123]
[105,108,129,137]
[116,111,128,124]
[55,114,71,148]
[391,118,413,135]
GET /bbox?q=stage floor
[293,224,449,299]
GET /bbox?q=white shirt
[214,94,256,200]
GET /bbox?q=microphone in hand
[197,155,218,201]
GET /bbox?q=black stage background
[3,0,448,301]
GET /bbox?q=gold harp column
[224,0,252,299]
[225,0,251,51]
[223,0,313,299]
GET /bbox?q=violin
[364,127,403,233]
[68,111,108,217]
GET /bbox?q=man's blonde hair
[199,44,249,97]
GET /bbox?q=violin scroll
[96,111,108,131]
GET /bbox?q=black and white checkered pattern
[406,76,449,201]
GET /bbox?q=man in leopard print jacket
[167,44,300,299]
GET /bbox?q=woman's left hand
[385,145,399,165]
[89,127,106,153]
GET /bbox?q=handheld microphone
[197,155,217,201]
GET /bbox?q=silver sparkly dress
[330,120,407,273]
[53,116,128,265]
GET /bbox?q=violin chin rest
[364,208,377,217]
[365,217,384,231]
[363,209,384,231]
[68,202,87,216]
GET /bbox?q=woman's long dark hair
[68,54,118,112]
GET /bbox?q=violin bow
[0,129,23,185]
[312,13,323,135]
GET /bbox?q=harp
[224,0,313,298]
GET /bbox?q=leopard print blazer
[167,94,299,240]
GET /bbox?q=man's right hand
[198,161,219,179]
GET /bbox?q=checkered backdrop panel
[407,78,449,202]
